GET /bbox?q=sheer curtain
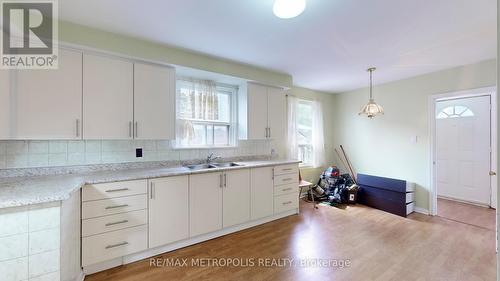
[287,96,299,160]
[311,100,326,168]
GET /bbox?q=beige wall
[333,59,496,211]
[60,21,292,89]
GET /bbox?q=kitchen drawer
[82,225,147,267]
[274,183,298,197]
[406,202,414,215]
[82,194,147,219]
[406,192,414,204]
[82,180,147,202]
[274,193,299,214]
[273,164,299,176]
[274,173,299,186]
[82,209,147,237]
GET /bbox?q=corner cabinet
[241,82,286,140]
[0,49,83,139]
[83,53,134,139]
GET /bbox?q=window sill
[172,146,238,150]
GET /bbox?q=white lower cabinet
[223,169,250,228]
[250,167,274,220]
[81,164,299,271]
[148,176,189,248]
[189,172,223,237]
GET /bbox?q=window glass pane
[206,125,214,146]
[296,100,314,166]
[190,124,206,146]
[217,92,230,122]
[214,125,229,145]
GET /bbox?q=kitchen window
[175,78,237,148]
[296,99,314,166]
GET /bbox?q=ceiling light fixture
[359,67,384,119]
[273,0,306,19]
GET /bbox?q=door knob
[489,171,497,176]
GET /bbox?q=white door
[250,167,274,220]
[247,83,268,139]
[13,49,83,139]
[189,173,223,237]
[267,86,286,141]
[436,96,491,205]
[83,54,133,139]
[223,169,250,228]
[134,63,175,140]
[149,176,189,248]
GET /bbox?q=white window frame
[296,99,314,167]
[175,79,238,149]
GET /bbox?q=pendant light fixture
[359,67,384,119]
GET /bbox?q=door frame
[429,86,497,216]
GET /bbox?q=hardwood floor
[85,201,496,281]
[437,197,496,230]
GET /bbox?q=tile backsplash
[0,140,272,169]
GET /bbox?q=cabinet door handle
[105,204,129,210]
[224,174,227,187]
[76,119,80,138]
[105,188,129,193]
[105,241,128,249]
[134,122,138,138]
[282,187,292,192]
[283,201,293,205]
[219,174,223,188]
[129,121,133,138]
[105,220,129,227]
[282,168,293,171]
[150,182,155,199]
[282,178,293,182]
[269,127,271,138]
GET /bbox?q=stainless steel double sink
[185,162,243,171]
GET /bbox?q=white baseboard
[83,209,299,275]
[76,271,85,281]
[414,207,430,215]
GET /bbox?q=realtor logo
[1,0,58,69]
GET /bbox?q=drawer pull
[105,188,130,193]
[282,178,293,182]
[282,187,293,192]
[283,201,293,205]
[105,220,129,227]
[282,168,293,171]
[105,204,129,210]
[105,241,129,249]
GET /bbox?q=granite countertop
[0,159,300,209]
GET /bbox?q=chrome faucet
[206,152,221,164]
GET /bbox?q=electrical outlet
[136,148,143,158]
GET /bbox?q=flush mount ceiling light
[359,67,384,119]
[273,0,306,19]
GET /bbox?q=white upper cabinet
[134,63,175,140]
[242,82,286,140]
[247,83,269,139]
[267,86,286,141]
[1,49,83,139]
[83,53,134,139]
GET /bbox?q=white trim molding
[428,86,497,216]
[414,207,430,215]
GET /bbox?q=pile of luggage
[308,166,359,206]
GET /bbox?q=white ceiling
[59,0,496,93]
